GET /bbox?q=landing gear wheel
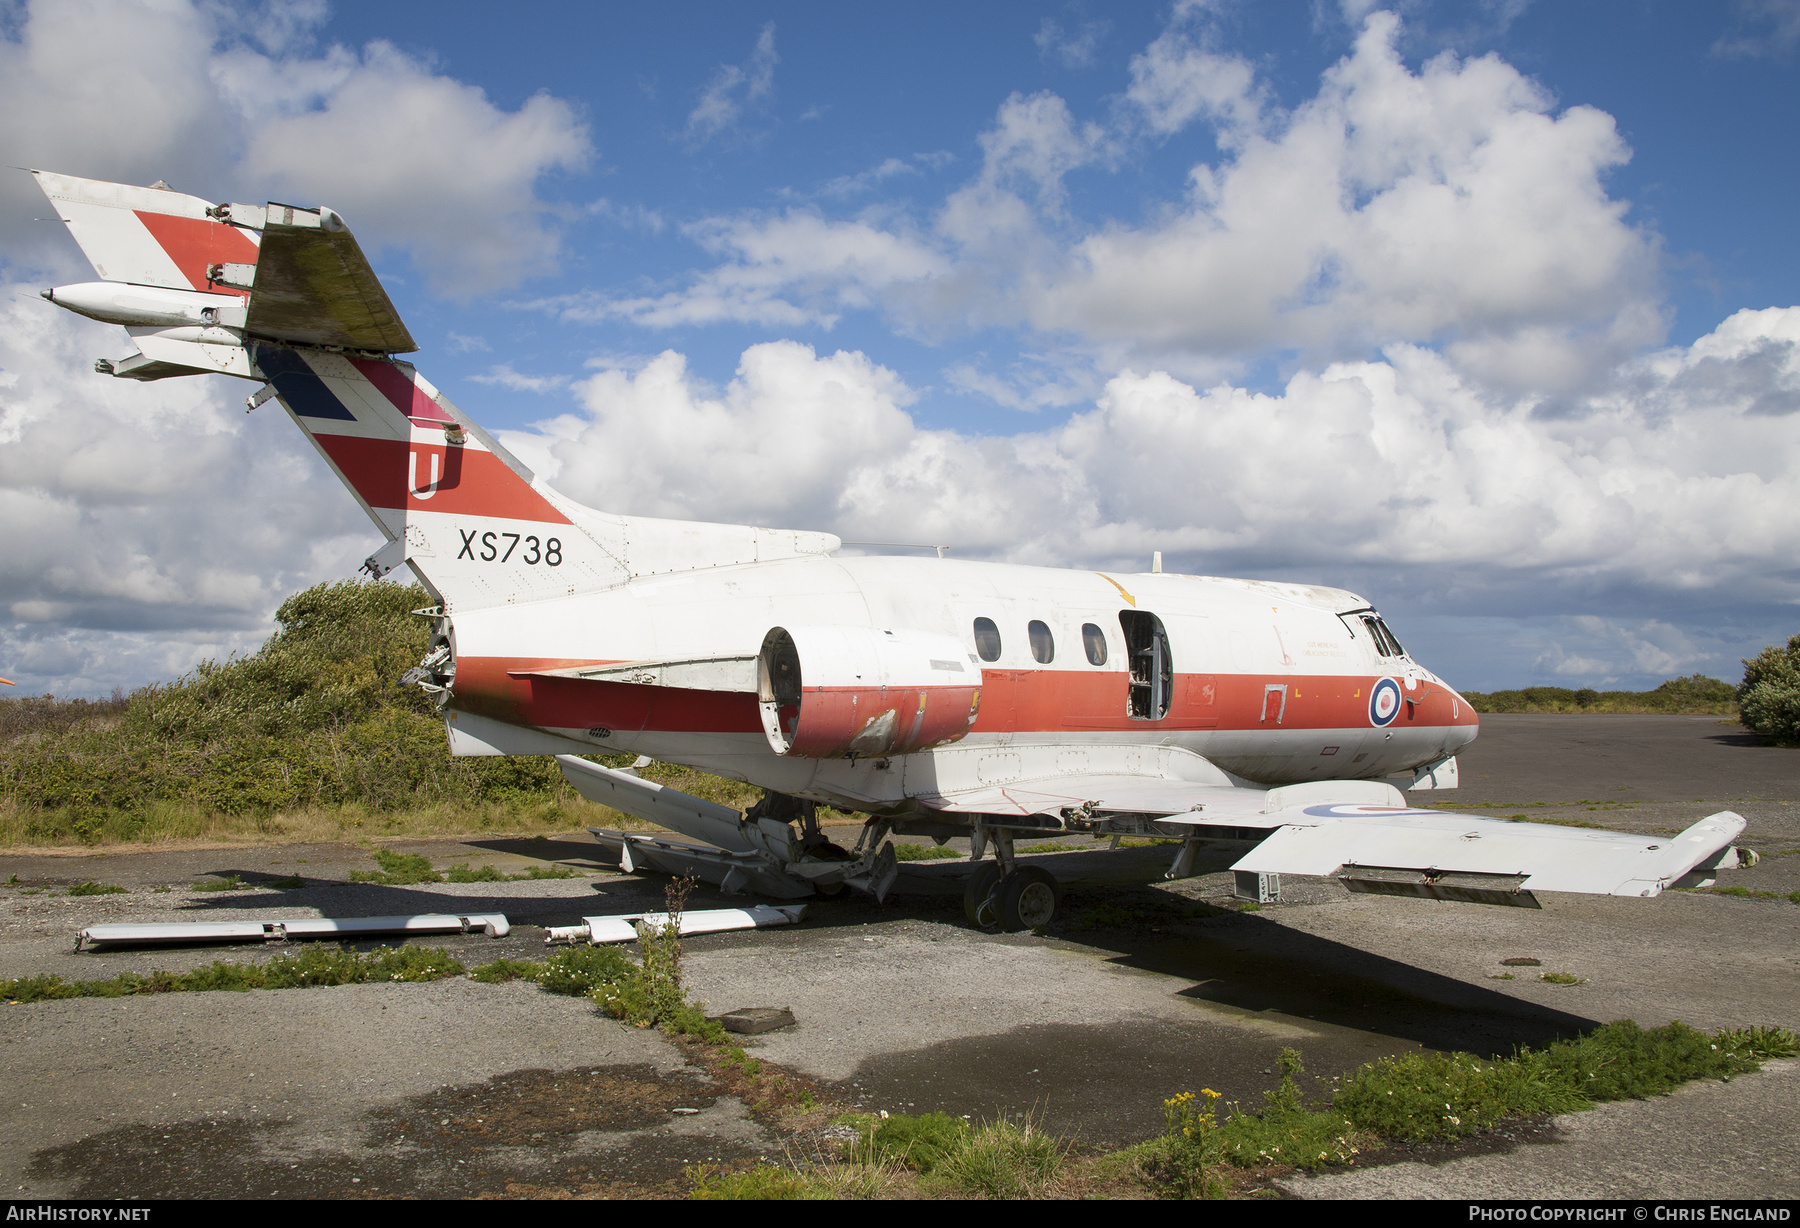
[998,865,1060,932]
[813,880,848,898]
[963,861,1003,927]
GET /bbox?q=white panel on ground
[78,913,510,949]
[545,904,806,945]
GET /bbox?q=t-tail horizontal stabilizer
[33,169,413,379]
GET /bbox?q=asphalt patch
[28,1064,761,1199]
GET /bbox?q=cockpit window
[973,617,1002,662]
[1028,620,1054,664]
[1360,615,1405,658]
[1081,623,1108,666]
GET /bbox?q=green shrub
[0,580,576,834]
[1463,675,1737,715]
[66,881,126,896]
[538,945,639,997]
[1738,635,1800,746]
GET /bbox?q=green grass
[1540,972,1584,985]
[191,875,246,892]
[348,849,441,885]
[925,1117,1065,1198]
[0,943,466,1002]
[830,1111,1064,1198]
[1131,1021,1800,1196]
[851,1111,970,1171]
[890,842,963,862]
[269,875,306,889]
[467,957,544,984]
[445,861,578,882]
[688,1165,826,1200]
[66,881,126,896]
[1692,885,1800,903]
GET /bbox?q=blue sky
[2,0,1798,695]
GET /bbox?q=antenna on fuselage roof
[1152,551,1163,573]
[840,542,950,559]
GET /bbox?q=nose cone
[39,287,53,301]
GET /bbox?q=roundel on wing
[1368,677,1402,727]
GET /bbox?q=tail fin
[251,344,632,610]
[34,170,838,611]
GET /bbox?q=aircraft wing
[1182,803,1748,903]
[919,772,1748,904]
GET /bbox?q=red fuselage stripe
[454,658,1475,737]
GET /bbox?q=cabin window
[1119,610,1172,720]
[973,617,1002,662]
[1028,620,1054,664]
[1081,622,1108,666]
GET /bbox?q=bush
[1463,675,1738,715]
[0,580,576,833]
[1739,635,1800,746]
[537,945,640,996]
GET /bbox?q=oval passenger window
[1028,620,1054,664]
[1081,623,1107,666]
[973,617,1002,662]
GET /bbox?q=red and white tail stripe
[252,344,626,612]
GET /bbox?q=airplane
[29,171,1756,931]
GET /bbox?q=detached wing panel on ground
[1208,805,1748,901]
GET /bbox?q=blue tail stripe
[254,347,356,421]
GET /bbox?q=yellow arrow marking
[1096,573,1137,607]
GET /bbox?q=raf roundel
[1368,677,1403,727]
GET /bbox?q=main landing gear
[963,826,1062,931]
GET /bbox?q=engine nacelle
[757,625,981,758]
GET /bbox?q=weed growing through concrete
[445,862,577,882]
[850,1110,969,1171]
[0,943,465,1002]
[65,881,126,896]
[925,1114,1065,1198]
[1540,972,1584,984]
[349,850,440,884]
[467,957,545,984]
[1692,885,1800,903]
[269,875,305,889]
[190,875,246,892]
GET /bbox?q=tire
[963,861,1003,926]
[997,865,1060,932]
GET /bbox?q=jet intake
[757,625,981,759]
